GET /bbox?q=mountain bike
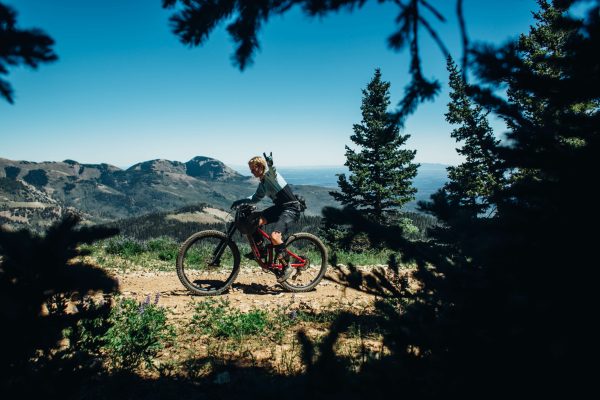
[176,204,328,295]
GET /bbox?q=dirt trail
[113,266,386,321]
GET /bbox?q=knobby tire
[279,232,328,293]
[176,230,240,296]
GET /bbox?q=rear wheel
[176,230,240,296]
[279,233,328,292]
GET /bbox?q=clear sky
[0,0,539,168]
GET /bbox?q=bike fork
[209,224,237,265]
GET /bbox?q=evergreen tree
[331,69,419,225]
[420,58,504,219]
[502,0,598,196]
[507,0,598,130]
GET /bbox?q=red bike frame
[248,227,307,271]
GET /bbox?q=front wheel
[176,230,240,296]
[280,233,328,293]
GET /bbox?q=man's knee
[271,230,282,243]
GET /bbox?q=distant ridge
[1,156,448,231]
[0,156,338,230]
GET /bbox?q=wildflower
[138,294,150,314]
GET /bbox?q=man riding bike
[231,152,303,283]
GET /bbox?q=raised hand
[263,152,273,167]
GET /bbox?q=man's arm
[231,181,265,208]
[247,181,266,203]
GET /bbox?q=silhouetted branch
[164,0,451,120]
[0,2,57,103]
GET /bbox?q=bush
[146,237,179,261]
[321,212,426,251]
[103,296,175,371]
[104,236,147,257]
[64,298,112,356]
[191,299,269,340]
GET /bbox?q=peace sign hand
[263,152,273,167]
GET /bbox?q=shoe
[276,250,292,283]
[277,264,293,283]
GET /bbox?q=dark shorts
[261,203,302,237]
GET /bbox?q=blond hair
[248,156,267,170]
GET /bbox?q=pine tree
[421,58,504,218]
[331,69,419,226]
[502,0,598,191]
[507,0,598,130]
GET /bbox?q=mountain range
[0,156,448,231]
[0,156,342,230]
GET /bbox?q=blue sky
[0,0,539,168]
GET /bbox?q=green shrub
[191,299,269,340]
[104,236,147,257]
[103,296,175,371]
[146,237,175,252]
[64,298,112,356]
[147,237,179,261]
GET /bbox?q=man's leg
[245,216,269,260]
[269,207,300,283]
[254,216,268,245]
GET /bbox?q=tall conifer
[421,58,504,218]
[331,69,418,225]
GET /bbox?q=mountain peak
[127,159,185,173]
[188,156,214,162]
[185,156,243,181]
